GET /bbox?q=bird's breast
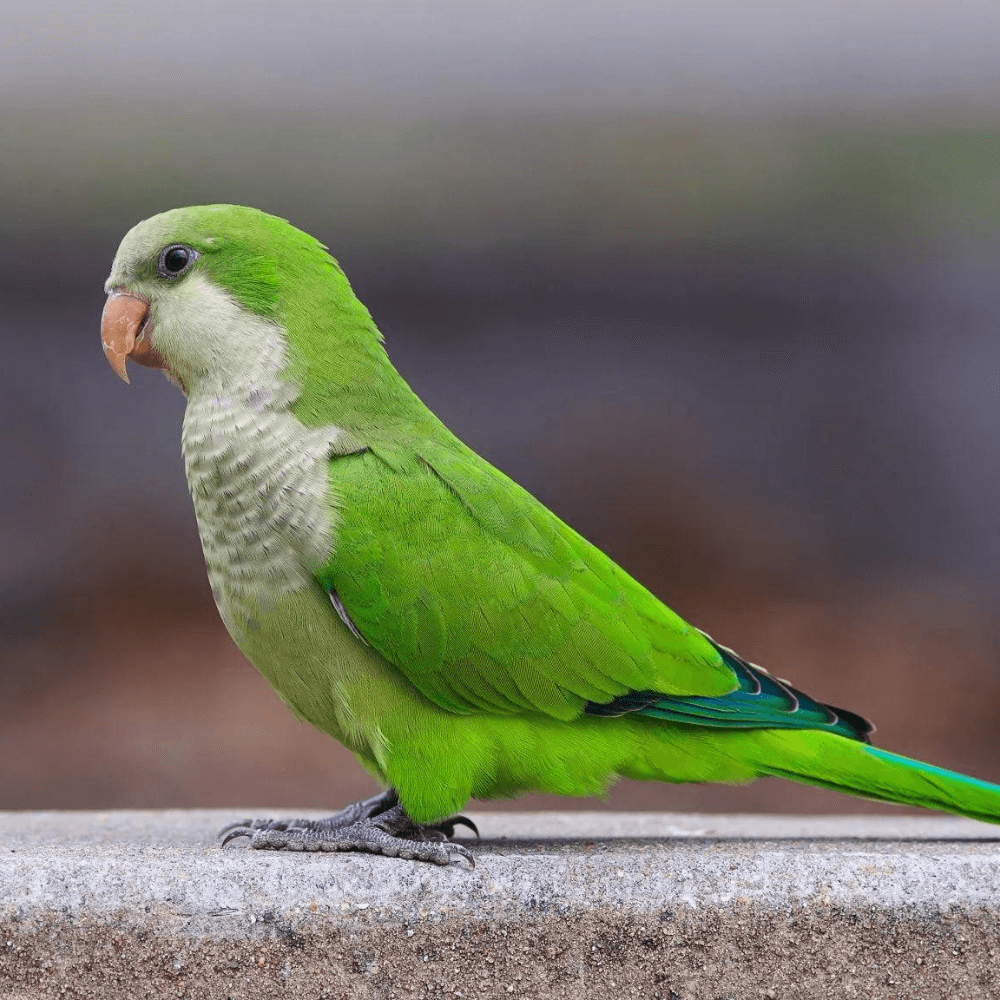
[180,392,343,636]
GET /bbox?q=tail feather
[761,730,1000,825]
[587,640,875,743]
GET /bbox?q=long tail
[760,728,1000,824]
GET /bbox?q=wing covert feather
[316,441,737,719]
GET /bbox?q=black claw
[451,844,475,869]
[220,826,255,847]
[452,815,480,839]
[430,814,479,840]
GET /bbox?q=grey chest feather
[181,391,344,606]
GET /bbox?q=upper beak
[101,292,165,383]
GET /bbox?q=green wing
[315,436,738,720]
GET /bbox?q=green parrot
[101,204,1000,865]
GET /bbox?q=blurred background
[3,1,1000,816]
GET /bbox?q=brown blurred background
[3,2,1000,817]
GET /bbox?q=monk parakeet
[101,205,1000,865]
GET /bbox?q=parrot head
[101,204,370,397]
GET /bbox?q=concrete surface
[2,810,1000,999]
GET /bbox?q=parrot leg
[218,789,477,866]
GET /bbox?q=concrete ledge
[2,811,999,998]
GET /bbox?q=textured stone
[1,810,999,998]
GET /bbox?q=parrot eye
[158,244,197,279]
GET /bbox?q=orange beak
[101,292,166,383]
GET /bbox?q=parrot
[100,204,1000,865]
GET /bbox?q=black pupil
[164,247,190,273]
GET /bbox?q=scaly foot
[219,789,477,866]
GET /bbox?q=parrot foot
[218,790,477,866]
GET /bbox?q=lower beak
[101,292,166,383]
